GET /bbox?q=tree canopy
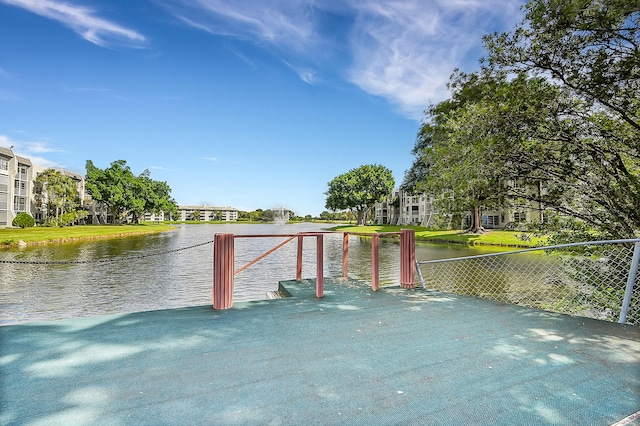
[407,0,639,239]
[325,164,395,225]
[85,160,178,224]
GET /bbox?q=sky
[0,0,525,216]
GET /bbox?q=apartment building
[0,146,34,226]
[176,205,238,221]
[31,164,86,224]
[374,190,437,226]
[375,187,544,230]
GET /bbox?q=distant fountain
[273,207,290,225]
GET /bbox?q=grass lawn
[330,225,545,247]
[0,223,176,247]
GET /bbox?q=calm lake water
[0,223,508,325]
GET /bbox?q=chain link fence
[417,239,640,325]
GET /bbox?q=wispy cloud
[0,0,147,48]
[163,0,318,52]
[159,0,523,119]
[203,156,218,162]
[0,134,65,167]
[284,61,318,85]
[150,165,169,171]
[64,85,129,101]
[346,0,523,118]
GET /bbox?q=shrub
[12,212,35,228]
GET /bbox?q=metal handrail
[212,229,418,309]
[417,238,640,265]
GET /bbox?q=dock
[1,278,639,425]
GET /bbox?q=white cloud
[203,156,218,161]
[0,0,147,48]
[346,0,523,118]
[164,0,317,52]
[0,135,63,157]
[159,0,524,119]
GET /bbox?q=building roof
[178,205,238,211]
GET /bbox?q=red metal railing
[212,230,416,310]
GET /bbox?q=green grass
[0,223,176,248]
[329,225,545,247]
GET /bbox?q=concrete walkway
[1,278,639,425]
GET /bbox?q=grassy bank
[330,225,545,247]
[0,223,176,248]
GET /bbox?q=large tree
[86,160,178,224]
[480,0,640,238]
[400,126,431,195]
[411,0,639,238]
[419,71,513,233]
[325,164,395,226]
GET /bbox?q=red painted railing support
[400,229,416,289]
[342,232,349,278]
[372,234,380,291]
[213,233,235,309]
[296,235,303,282]
[316,234,324,298]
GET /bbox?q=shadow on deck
[1,277,639,425]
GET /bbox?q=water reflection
[0,224,507,324]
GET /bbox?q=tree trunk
[355,207,370,226]
[466,202,484,233]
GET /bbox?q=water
[0,223,507,325]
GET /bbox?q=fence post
[372,234,380,291]
[619,241,640,324]
[213,233,234,310]
[296,235,303,282]
[316,234,324,298]
[400,229,416,289]
[342,232,349,278]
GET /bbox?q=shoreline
[1,222,539,249]
[0,224,176,249]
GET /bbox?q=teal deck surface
[1,278,639,425]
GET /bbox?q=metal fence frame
[417,239,640,325]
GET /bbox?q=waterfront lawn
[0,223,175,247]
[330,225,544,247]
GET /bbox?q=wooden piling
[213,233,234,309]
[400,229,416,289]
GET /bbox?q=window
[514,212,526,222]
[482,215,499,228]
[0,157,8,171]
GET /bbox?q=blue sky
[0,0,524,216]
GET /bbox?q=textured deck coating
[1,278,639,425]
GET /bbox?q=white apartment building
[31,164,86,224]
[176,205,238,221]
[375,187,544,230]
[0,146,34,226]
[374,190,436,226]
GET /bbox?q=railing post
[316,234,324,298]
[372,234,380,291]
[342,232,349,278]
[296,235,303,282]
[619,241,640,324]
[400,229,416,289]
[213,233,234,310]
